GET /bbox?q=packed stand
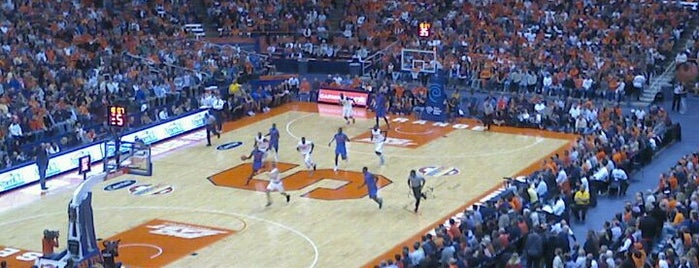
[371,99,682,267]
[373,0,695,103]
[0,0,216,170]
[569,150,699,268]
[214,0,446,60]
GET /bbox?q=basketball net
[411,67,420,79]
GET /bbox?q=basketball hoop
[401,49,437,74]
[411,67,420,80]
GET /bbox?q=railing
[362,40,400,75]
[204,42,268,62]
[123,51,211,81]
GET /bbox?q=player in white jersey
[371,125,387,165]
[254,132,265,148]
[265,162,290,206]
[296,137,317,174]
[255,132,270,163]
[339,93,356,125]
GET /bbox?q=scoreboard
[107,105,127,127]
[418,22,432,38]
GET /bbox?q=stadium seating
[0,0,212,169]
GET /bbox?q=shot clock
[418,22,431,38]
[107,105,127,127]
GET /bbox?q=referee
[408,170,427,213]
[205,112,221,147]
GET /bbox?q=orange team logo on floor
[208,162,392,200]
[103,219,234,267]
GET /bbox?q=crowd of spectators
[0,0,263,171]
[595,150,699,268]
[370,88,682,267]
[370,0,695,103]
[210,0,447,60]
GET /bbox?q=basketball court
[0,102,574,267]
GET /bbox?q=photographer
[42,230,59,257]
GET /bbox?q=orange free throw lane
[362,129,576,267]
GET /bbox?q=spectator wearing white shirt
[615,80,626,102]
[543,73,554,96]
[536,178,548,201]
[408,242,425,266]
[158,109,169,121]
[611,167,629,195]
[672,83,686,113]
[591,162,610,195]
[582,77,593,98]
[8,118,23,142]
[288,76,299,94]
[552,196,566,217]
[212,94,226,131]
[556,167,568,188]
[200,91,216,108]
[569,104,582,120]
[47,143,61,154]
[675,50,688,64]
[632,74,646,101]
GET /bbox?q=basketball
[240,155,247,161]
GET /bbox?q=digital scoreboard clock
[107,105,127,127]
[418,22,432,38]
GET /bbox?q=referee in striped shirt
[205,112,221,146]
[408,170,427,213]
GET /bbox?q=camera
[44,229,59,239]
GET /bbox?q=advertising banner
[0,110,208,194]
[317,88,369,107]
[421,73,447,122]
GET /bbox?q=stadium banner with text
[0,110,208,194]
[421,73,447,122]
[317,88,369,107]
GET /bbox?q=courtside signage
[104,180,137,191]
[318,88,369,107]
[0,110,207,194]
[216,142,243,151]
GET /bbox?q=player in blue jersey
[328,127,350,172]
[358,166,383,209]
[373,93,390,129]
[242,147,266,185]
[265,123,280,162]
